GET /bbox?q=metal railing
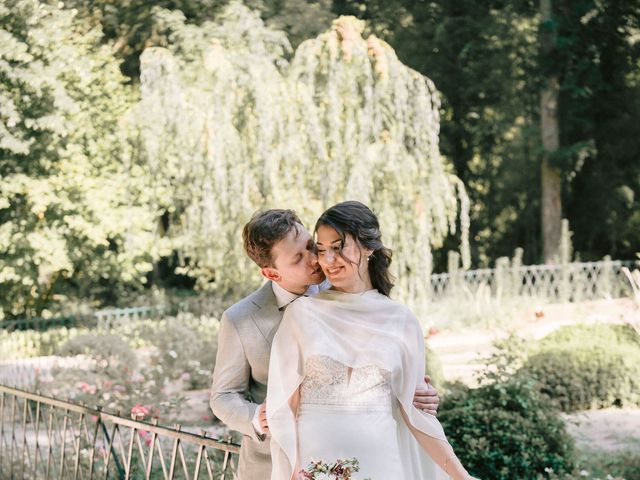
[429,259,639,302]
[0,384,239,479]
[1,307,165,333]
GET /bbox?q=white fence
[429,259,639,303]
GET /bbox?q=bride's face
[316,224,373,293]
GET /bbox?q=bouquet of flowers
[299,457,371,480]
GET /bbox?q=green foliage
[424,342,444,388]
[436,330,577,478]
[57,333,137,366]
[334,0,542,267]
[556,0,640,262]
[133,3,469,317]
[2,0,638,315]
[127,314,219,390]
[0,0,156,319]
[572,448,640,480]
[251,0,334,49]
[63,0,232,79]
[334,0,640,267]
[518,324,640,411]
[439,379,575,479]
[0,325,89,361]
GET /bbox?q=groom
[210,209,440,480]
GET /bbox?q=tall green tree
[332,0,640,266]
[555,0,640,260]
[133,4,469,315]
[333,0,542,267]
[0,0,156,319]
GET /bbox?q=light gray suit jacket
[210,281,282,480]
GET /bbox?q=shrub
[425,342,445,388]
[40,333,181,420]
[542,449,640,480]
[57,333,137,366]
[128,313,219,390]
[518,324,640,411]
[575,449,640,480]
[439,378,575,480]
[0,326,87,360]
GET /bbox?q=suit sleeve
[210,312,263,440]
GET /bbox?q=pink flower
[130,404,150,421]
[78,382,97,394]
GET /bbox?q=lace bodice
[299,355,392,408]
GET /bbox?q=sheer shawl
[266,289,450,480]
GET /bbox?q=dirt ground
[563,408,640,452]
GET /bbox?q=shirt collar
[271,281,301,309]
[271,279,331,309]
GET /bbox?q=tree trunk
[540,0,562,263]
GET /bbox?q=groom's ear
[261,267,281,282]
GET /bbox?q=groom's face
[263,224,325,294]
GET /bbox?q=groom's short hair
[243,209,303,268]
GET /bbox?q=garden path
[427,297,638,385]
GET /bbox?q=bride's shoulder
[382,298,421,331]
[380,295,414,316]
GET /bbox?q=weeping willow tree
[134,2,469,316]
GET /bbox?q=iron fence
[0,384,239,480]
[429,259,639,302]
[1,307,165,334]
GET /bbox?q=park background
[1,0,639,478]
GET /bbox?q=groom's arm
[210,312,262,440]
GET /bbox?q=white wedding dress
[297,355,403,478]
[267,289,451,480]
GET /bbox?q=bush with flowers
[35,333,182,420]
[134,313,219,390]
[28,313,221,423]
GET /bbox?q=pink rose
[130,404,150,421]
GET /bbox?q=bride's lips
[324,266,343,276]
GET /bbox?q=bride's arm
[399,406,473,480]
[288,387,301,480]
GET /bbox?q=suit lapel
[249,281,283,347]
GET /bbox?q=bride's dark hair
[314,200,394,297]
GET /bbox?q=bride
[266,201,477,480]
